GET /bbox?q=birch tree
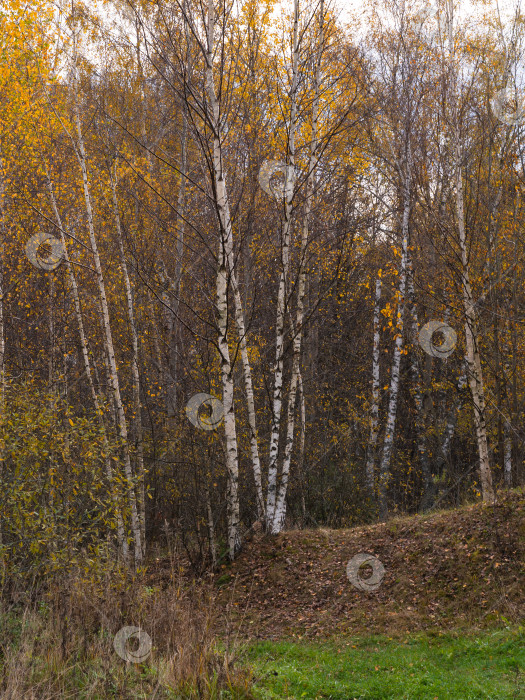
[205,0,242,558]
[377,159,410,520]
[271,0,326,534]
[46,170,128,559]
[406,250,432,510]
[64,27,143,563]
[109,168,146,553]
[366,273,382,494]
[266,0,300,529]
[447,0,495,503]
[369,0,435,519]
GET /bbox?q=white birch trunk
[441,367,466,467]
[441,408,457,463]
[447,0,495,504]
[134,19,152,173]
[48,276,55,389]
[297,369,307,523]
[454,148,495,504]
[164,104,187,417]
[230,274,265,519]
[109,172,146,557]
[46,171,128,560]
[206,0,240,559]
[205,487,217,568]
[266,0,300,529]
[503,419,512,487]
[366,274,382,494]
[378,165,410,520]
[271,0,324,534]
[200,0,263,530]
[271,341,299,533]
[406,252,432,510]
[71,63,143,564]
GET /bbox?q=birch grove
[0,0,522,584]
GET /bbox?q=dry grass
[0,559,254,699]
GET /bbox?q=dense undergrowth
[0,577,254,699]
[0,490,523,698]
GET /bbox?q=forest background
[0,0,524,588]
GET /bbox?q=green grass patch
[244,628,524,699]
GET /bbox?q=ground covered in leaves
[212,489,524,640]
